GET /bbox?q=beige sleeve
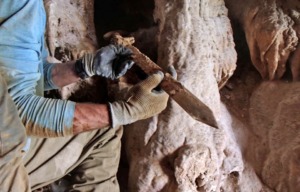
[0,74,31,192]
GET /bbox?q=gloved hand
[108,66,177,128]
[75,44,134,79]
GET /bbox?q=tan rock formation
[44,0,101,101]
[44,0,97,61]
[121,0,250,191]
[153,0,237,89]
[224,0,300,80]
[249,81,300,192]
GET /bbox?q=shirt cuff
[43,62,59,91]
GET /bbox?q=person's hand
[108,66,177,128]
[75,44,134,79]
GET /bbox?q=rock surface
[153,0,237,88]
[121,0,248,191]
[44,0,97,61]
[224,0,300,80]
[43,0,105,101]
[249,81,300,192]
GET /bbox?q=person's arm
[71,71,173,135]
[0,1,137,138]
[42,58,111,136]
[72,67,177,135]
[42,42,80,89]
[43,44,135,90]
[51,61,80,88]
[73,103,110,134]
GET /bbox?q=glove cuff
[108,102,117,128]
[108,101,138,128]
[75,58,90,79]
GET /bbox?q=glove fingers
[152,65,177,94]
[152,88,166,95]
[112,44,133,56]
[139,71,164,91]
[115,60,135,79]
[152,66,176,94]
[120,48,133,56]
[100,46,118,59]
[168,65,177,80]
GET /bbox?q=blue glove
[75,45,134,79]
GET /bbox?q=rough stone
[249,81,300,192]
[44,0,97,61]
[120,0,254,191]
[154,0,237,89]
[224,0,300,80]
[43,0,105,102]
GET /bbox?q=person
[0,0,176,191]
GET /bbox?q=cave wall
[43,0,300,191]
[121,0,261,191]
[224,0,300,81]
[249,82,300,191]
[223,1,300,191]
[44,0,97,61]
[43,0,111,103]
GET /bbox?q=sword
[105,32,219,129]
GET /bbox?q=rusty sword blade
[160,73,218,129]
[106,32,219,129]
[171,86,219,129]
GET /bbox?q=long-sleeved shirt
[0,0,76,138]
